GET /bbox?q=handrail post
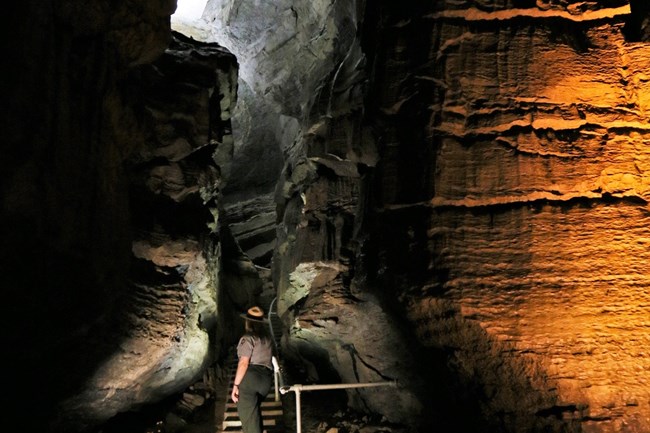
[272,356,280,401]
[295,388,302,433]
[268,297,279,352]
[267,298,282,401]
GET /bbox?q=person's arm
[231,356,250,403]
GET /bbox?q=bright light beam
[172,0,209,21]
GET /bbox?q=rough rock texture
[203,0,360,117]
[196,0,424,429]
[363,1,650,432]
[279,262,424,425]
[3,2,238,431]
[199,0,650,432]
[220,191,278,265]
[54,32,238,431]
[4,0,171,430]
[4,1,650,432]
[195,0,368,266]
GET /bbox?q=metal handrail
[268,296,279,354]
[264,300,398,429]
[267,297,283,401]
[271,356,281,401]
[280,381,398,433]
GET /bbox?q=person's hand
[231,385,239,403]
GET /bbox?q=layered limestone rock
[53,32,238,431]
[365,1,650,432]
[214,0,650,431]
[197,0,422,428]
[4,2,238,431]
[52,32,238,432]
[5,0,174,431]
[193,0,368,266]
[5,1,650,432]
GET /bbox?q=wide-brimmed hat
[240,306,269,323]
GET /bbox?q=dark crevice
[430,192,649,215]
[623,0,650,42]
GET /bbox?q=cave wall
[364,1,650,432]
[3,1,238,432]
[4,0,650,432]
[245,0,650,432]
[199,0,376,267]
[242,0,429,428]
[65,32,238,431]
[4,0,172,428]
[3,0,173,336]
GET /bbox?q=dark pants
[237,364,273,433]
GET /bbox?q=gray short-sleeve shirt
[237,334,273,369]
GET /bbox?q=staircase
[217,299,286,433]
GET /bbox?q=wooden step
[224,409,283,418]
[222,418,277,428]
[222,427,286,433]
[225,400,282,409]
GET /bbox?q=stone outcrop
[362,1,650,432]
[53,32,238,431]
[279,262,424,426]
[4,2,238,431]
[198,0,428,428]
[5,0,171,430]
[205,0,650,432]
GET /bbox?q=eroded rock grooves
[3,0,650,433]
[50,30,238,432]
[358,1,650,432]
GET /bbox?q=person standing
[231,306,274,433]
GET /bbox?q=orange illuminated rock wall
[368,1,650,432]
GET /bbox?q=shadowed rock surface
[3,1,650,433]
